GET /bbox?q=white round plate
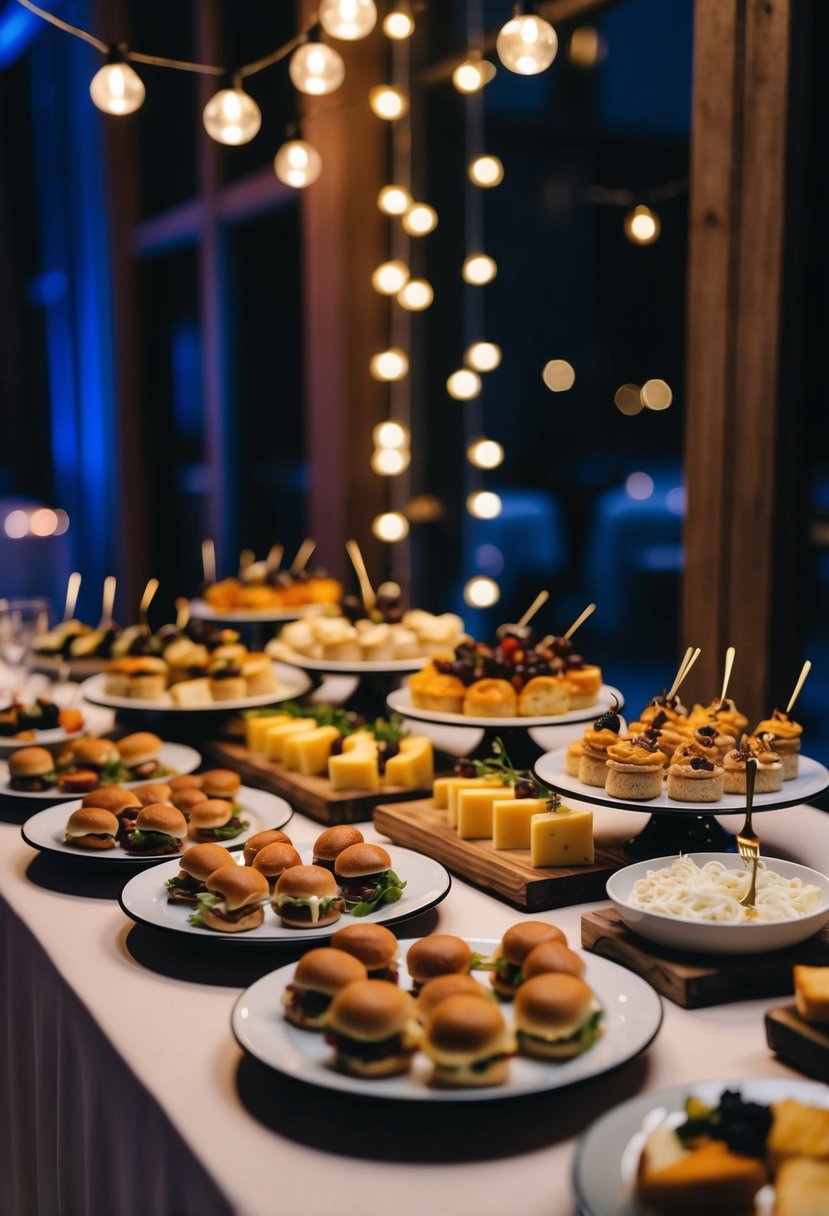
[120,845,451,938]
[0,742,202,801]
[606,851,829,954]
[21,785,291,865]
[231,938,662,1101]
[0,700,114,753]
[387,684,624,729]
[189,599,310,624]
[269,649,429,676]
[574,1077,829,1216]
[79,664,311,713]
[534,749,829,813]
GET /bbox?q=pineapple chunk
[384,736,434,788]
[245,714,292,753]
[264,718,317,761]
[493,797,549,850]
[283,726,342,775]
[457,786,515,839]
[530,806,594,867]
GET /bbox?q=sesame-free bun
[513,973,598,1060]
[406,935,473,988]
[179,842,236,882]
[9,747,54,778]
[80,786,141,816]
[170,787,208,816]
[334,842,391,879]
[65,807,119,848]
[251,842,302,882]
[491,921,568,997]
[463,678,518,718]
[134,803,188,839]
[292,947,367,996]
[167,774,203,792]
[415,973,490,1025]
[243,829,293,865]
[423,995,513,1086]
[199,769,241,799]
[522,941,586,982]
[133,783,174,807]
[116,732,162,767]
[189,799,234,831]
[327,979,414,1042]
[69,738,121,768]
[275,864,337,901]
[330,923,398,972]
[313,825,364,863]
[205,864,268,909]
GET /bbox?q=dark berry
[454,759,476,777]
[594,698,621,733]
[514,778,539,799]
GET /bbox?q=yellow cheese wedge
[445,777,507,827]
[530,806,594,867]
[245,714,292,753]
[457,786,516,839]
[329,740,380,791]
[342,731,376,752]
[433,774,500,810]
[264,718,317,761]
[384,736,434,788]
[283,725,342,775]
[493,797,549,850]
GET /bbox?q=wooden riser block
[207,740,432,826]
[765,1005,829,1083]
[581,908,829,1008]
[373,799,626,912]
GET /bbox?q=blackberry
[514,778,539,799]
[593,698,620,733]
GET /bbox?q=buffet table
[2,796,828,1216]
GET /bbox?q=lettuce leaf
[187,892,219,927]
[348,869,407,917]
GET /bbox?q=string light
[463,253,498,284]
[402,203,438,236]
[542,359,575,391]
[369,85,408,120]
[373,512,409,542]
[465,341,501,372]
[624,204,661,245]
[467,438,504,469]
[89,52,145,115]
[371,260,410,294]
[373,420,410,449]
[447,369,482,400]
[452,56,497,93]
[274,139,322,187]
[377,185,412,215]
[464,576,500,608]
[383,7,415,39]
[370,348,409,381]
[614,384,644,416]
[467,490,502,519]
[371,448,410,475]
[496,6,558,75]
[289,40,345,96]
[641,379,673,410]
[397,279,434,310]
[203,83,262,145]
[469,155,504,187]
[318,0,377,41]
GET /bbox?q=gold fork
[738,757,759,908]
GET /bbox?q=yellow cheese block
[446,777,508,827]
[283,725,342,775]
[384,736,434,789]
[329,740,380,791]
[493,797,549,850]
[264,718,317,761]
[245,714,292,753]
[457,786,516,839]
[342,731,376,752]
[530,806,595,867]
[433,774,501,810]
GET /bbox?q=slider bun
[179,843,236,882]
[251,842,302,880]
[167,774,204,792]
[116,732,162,766]
[500,921,567,967]
[406,935,473,984]
[65,807,119,838]
[134,783,174,807]
[275,864,338,901]
[334,842,392,878]
[134,803,188,839]
[523,941,586,982]
[327,979,414,1042]
[199,769,241,799]
[170,787,208,814]
[424,994,509,1065]
[293,947,367,995]
[9,747,55,778]
[80,787,141,815]
[415,973,490,1024]
[205,864,269,909]
[188,799,234,830]
[243,829,293,865]
[514,973,596,1057]
[313,825,364,862]
[330,923,398,971]
[70,738,121,768]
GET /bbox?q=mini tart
[723,744,783,794]
[605,739,667,801]
[689,697,749,736]
[627,710,690,758]
[753,710,802,780]
[561,664,602,709]
[692,723,735,762]
[563,739,583,778]
[408,666,465,714]
[463,678,517,718]
[666,756,725,802]
[578,728,620,788]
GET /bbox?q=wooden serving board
[581,908,829,1008]
[206,740,433,826]
[372,799,627,911]
[765,1004,829,1083]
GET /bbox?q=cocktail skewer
[786,660,812,714]
[345,539,376,613]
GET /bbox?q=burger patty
[368,965,399,984]
[207,902,261,924]
[325,1031,406,1062]
[165,873,204,904]
[11,774,56,792]
[338,875,382,903]
[277,898,341,923]
[284,985,333,1019]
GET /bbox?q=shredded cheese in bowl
[628,857,822,923]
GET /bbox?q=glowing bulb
[373,511,409,542]
[464,576,500,608]
[89,59,145,116]
[542,359,576,392]
[4,510,29,539]
[377,185,411,215]
[203,87,262,146]
[371,448,410,476]
[614,384,644,416]
[289,42,345,96]
[53,510,70,536]
[467,439,504,469]
[467,491,502,519]
[373,420,410,449]
[626,472,654,501]
[624,205,660,245]
[383,9,415,39]
[274,140,322,188]
[402,204,438,236]
[369,86,408,120]
[370,348,409,381]
[318,0,377,40]
[465,342,501,372]
[447,369,481,400]
[371,260,410,294]
[496,13,558,75]
[463,253,497,285]
[469,155,504,188]
[452,57,496,93]
[641,378,673,410]
[397,279,433,310]
[29,509,58,537]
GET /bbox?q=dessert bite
[723,737,783,794]
[752,708,802,780]
[605,737,668,800]
[666,753,725,803]
[578,701,623,788]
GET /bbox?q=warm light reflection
[447,369,482,400]
[406,495,444,523]
[402,204,438,236]
[373,511,409,541]
[4,510,29,539]
[626,472,655,501]
[289,42,345,95]
[452,58,496,93]
[273,140,322,187]
[89,60,145,115]
[397,279,434,310]
[371,260,410,294]
[370,348,409,381]
[464,576,500,608]
[377,185,412,215]
[624,204,660,245]
[373,420,410,449]
[568,27,604,68]
[465,342,502,372]
[467,491,502,519]
[467,439,504,470]
[369,85,408,120]
[641,379,673,411]
[542,360,575,392]
[371,448,410,475]
[30,509,59,537]
[318,0,377,40]
[496,13,558,75]
[614,384,644,416]
[203,87,261,146]
[469,155,504,187]
[462,253,498,285]
[383,9,415,39]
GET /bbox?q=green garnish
[469,950,497,971]
[366,714,408,744]
[348,870,407,917]
[208,820,249,840]
[187,892,219,927]
[546,791,561,813]
[128,830,178,848]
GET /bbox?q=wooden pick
[345,538,376,613]
[671,646,693,692]
[266,544,284,573]
[536,635,554,651]
[175,597,190,631]
[239,549,255,572]
[290,537,316,574]
[564,602,597,640]
[202,539,216,586]
[98,576,116,630]
[719,645,736,704]
[517,590,549,630]
[139,578,159,625]
[667,646,700,699]
[63,572,81,622]
[786,659,812,715]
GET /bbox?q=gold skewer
[266,544,284,573]
[667,646,701,700]
[290,537,316,574]
[786,660,812,715]
[98,576,116,630]
[719,645,736,704]
[201,539,216,586]
[564,602,597,640]
[345,538,376,613]
[516,590,549,630]
[175,597,190,631]
[139,578,159,626]
[63,572,81,622]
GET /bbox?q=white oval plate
[189,599,310,624]
[79,664,311,713]
[534,749,829,813]
[387,684,624,729]
[606,852,829,954]
[268,648,430,676]
[0,742,202,801]
[231,937,662,1101]
[21,785,291,865]
[120,845,451,938]
[573,1077,829,1216]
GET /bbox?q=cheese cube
[342,731,376,752]
[493,797,548,850]
[457,786,515,839]
[530,807,595,868]
[264,718,317,761]
[445,777,506,827]
[245,714,292,753]
[384,736,434,789]
[434,774,497,810]
[329,740,380,791]
[283,726,342,775]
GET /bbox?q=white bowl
[606,851,829,954]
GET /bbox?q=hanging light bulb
[373,511,409,542]
[370,348,409,381]
[464,576,500,607]
[373,420,410,449]
[369,85,408,120]
[462,253,498,285]
[624,204,661,245]
[289,39,346,96]
[467,490,503,519]
[383,6,415,39]
[447,369,482,400]
[371,448,411,475]
[397,279,434,311]
[203,80,262,145]
[467,438,504,469]
[318,0,377,40]
[465,341,502,372]
[469,155,504,187]
[452,56,497,93]
[496,4,558,75]
[377,185,412,215]
[402,203,438,236]
[89,49,145,116]
[371,260,410,294]
[274,140,323,187]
